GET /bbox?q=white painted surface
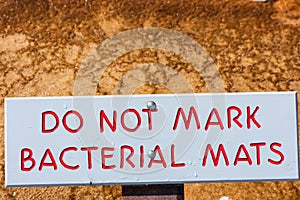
[5,92,299,186]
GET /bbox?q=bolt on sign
[5,92,299,187]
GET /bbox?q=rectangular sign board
[5,92,299,186]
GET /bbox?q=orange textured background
[0,0,300,199]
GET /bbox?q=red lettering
[202,144,229,167]
[100,110,117,133]
[101,147,116,169]
[250,142,266,165]
[268,142,284,165]
[234,144,252,166]
[62,110,84,133]
[59,147,79,170]
[171,144,185,167]
[173,107,200,130]
[227,106,243,128]
[121,109,141,132]
[39,149,57,171]
[140,145,144,168]
[142,108,158,130]
[21,148,36,171]
[120,145,135,168]
[81,147,98,169]
[247,106,261,129]
[42,111,59,133]
[148,145,167,168]
[205,108,224,131]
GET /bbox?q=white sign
[5,92,299,187]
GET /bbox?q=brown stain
[273,0,300,26]
[0,0,300,199]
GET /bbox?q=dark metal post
[122,184,184,200]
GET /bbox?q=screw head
[147,101,157,110]
[147,150,156,159]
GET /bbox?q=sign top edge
[3,91,297,100]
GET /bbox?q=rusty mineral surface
[0,0,299,199]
